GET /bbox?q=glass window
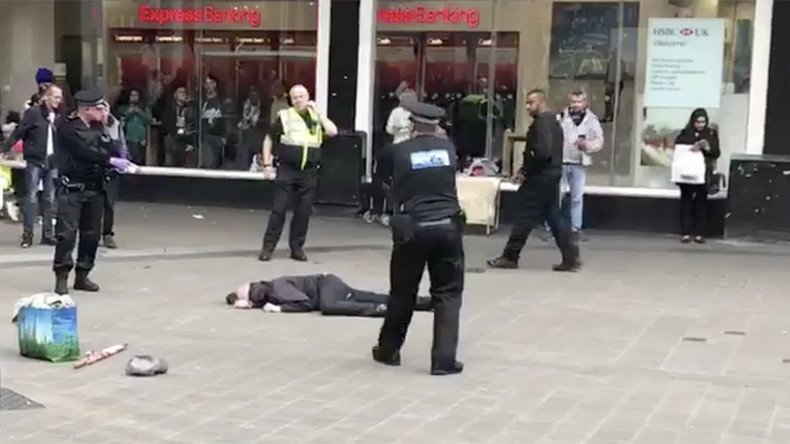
[372,0,756,191]
[103,0,318,170]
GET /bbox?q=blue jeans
[544,164,586,232]
[23,163,57,238]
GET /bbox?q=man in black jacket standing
[487,89,581,271]
[0,85,64,248]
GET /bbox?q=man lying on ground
[226,273,432,317]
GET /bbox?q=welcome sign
[644,18,726,108]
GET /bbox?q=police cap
[404,101,445,125]
[74,88,105,107]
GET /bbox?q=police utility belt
[59,176,104,193]
[389,211,466,245]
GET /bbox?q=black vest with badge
[390,134,460,223]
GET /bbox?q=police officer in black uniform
[487,88,581,271]
[53,89,135,295]
[371,101,465,376]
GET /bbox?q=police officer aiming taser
[372,101,465,376]
[53,88,137,295]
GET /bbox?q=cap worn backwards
[404,101,445,125]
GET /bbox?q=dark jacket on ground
[1,104,64,167]
[522,111,564,176]
[248,274,324,312]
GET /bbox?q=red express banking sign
[138,4,263,28]
[377,6,481,28]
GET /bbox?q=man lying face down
[226,273,432,317]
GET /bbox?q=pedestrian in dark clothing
[674,108,720,244]
[372,101,466,376]
[487,89,581,271]
[117,89,153,164]
[53,88,136,295]
[1,85,65,248]
[226,274,432,316]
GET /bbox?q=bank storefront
[0,0,777,234]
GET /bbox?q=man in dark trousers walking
[258,85,338,262]
[487,89,581,271]
[372,101,466,376]
[53,89,136,294]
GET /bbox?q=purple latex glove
[109,157,133,172]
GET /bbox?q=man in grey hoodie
[98,101,128,249]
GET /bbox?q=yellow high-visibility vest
[278,107,323,170]
[0,166,11,191]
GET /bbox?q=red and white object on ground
[73,343,128,369]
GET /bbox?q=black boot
[74,271,100,292]
[54,271,69,295]
[290,249,308,262]
[20,231,32,249]
[371,346,401,366]
[258,247,273,262]
[486,256,518,269]
[431,360,464,376]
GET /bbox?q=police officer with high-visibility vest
[258,85,338,262]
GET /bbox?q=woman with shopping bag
[671,108,720,244]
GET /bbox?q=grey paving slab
[0,203,789,443]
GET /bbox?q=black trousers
[378,218,464,368]
[503,170,579,263]
[102,176,120,236]
[53,188,104,273]
[262,163,318,252]
[318,274,431,317]
[679,183,707,236]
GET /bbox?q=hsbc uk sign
[645,18,725,108]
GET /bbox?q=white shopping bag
[671,144,706,185]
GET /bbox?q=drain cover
[0,388,44,411]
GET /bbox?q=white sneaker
[363,211,375,224]
[379,214,391,227]
[6,201,20,222]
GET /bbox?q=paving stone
[1,204,790,442]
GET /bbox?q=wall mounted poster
[644,18,725,108]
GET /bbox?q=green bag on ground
[18,305,80,362]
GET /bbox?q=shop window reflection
[374,30,518,169]
[106,7,317,171]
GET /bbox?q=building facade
[0,0,780,234]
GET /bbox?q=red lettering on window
[137,4,262,28]
[377,6,480,28]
